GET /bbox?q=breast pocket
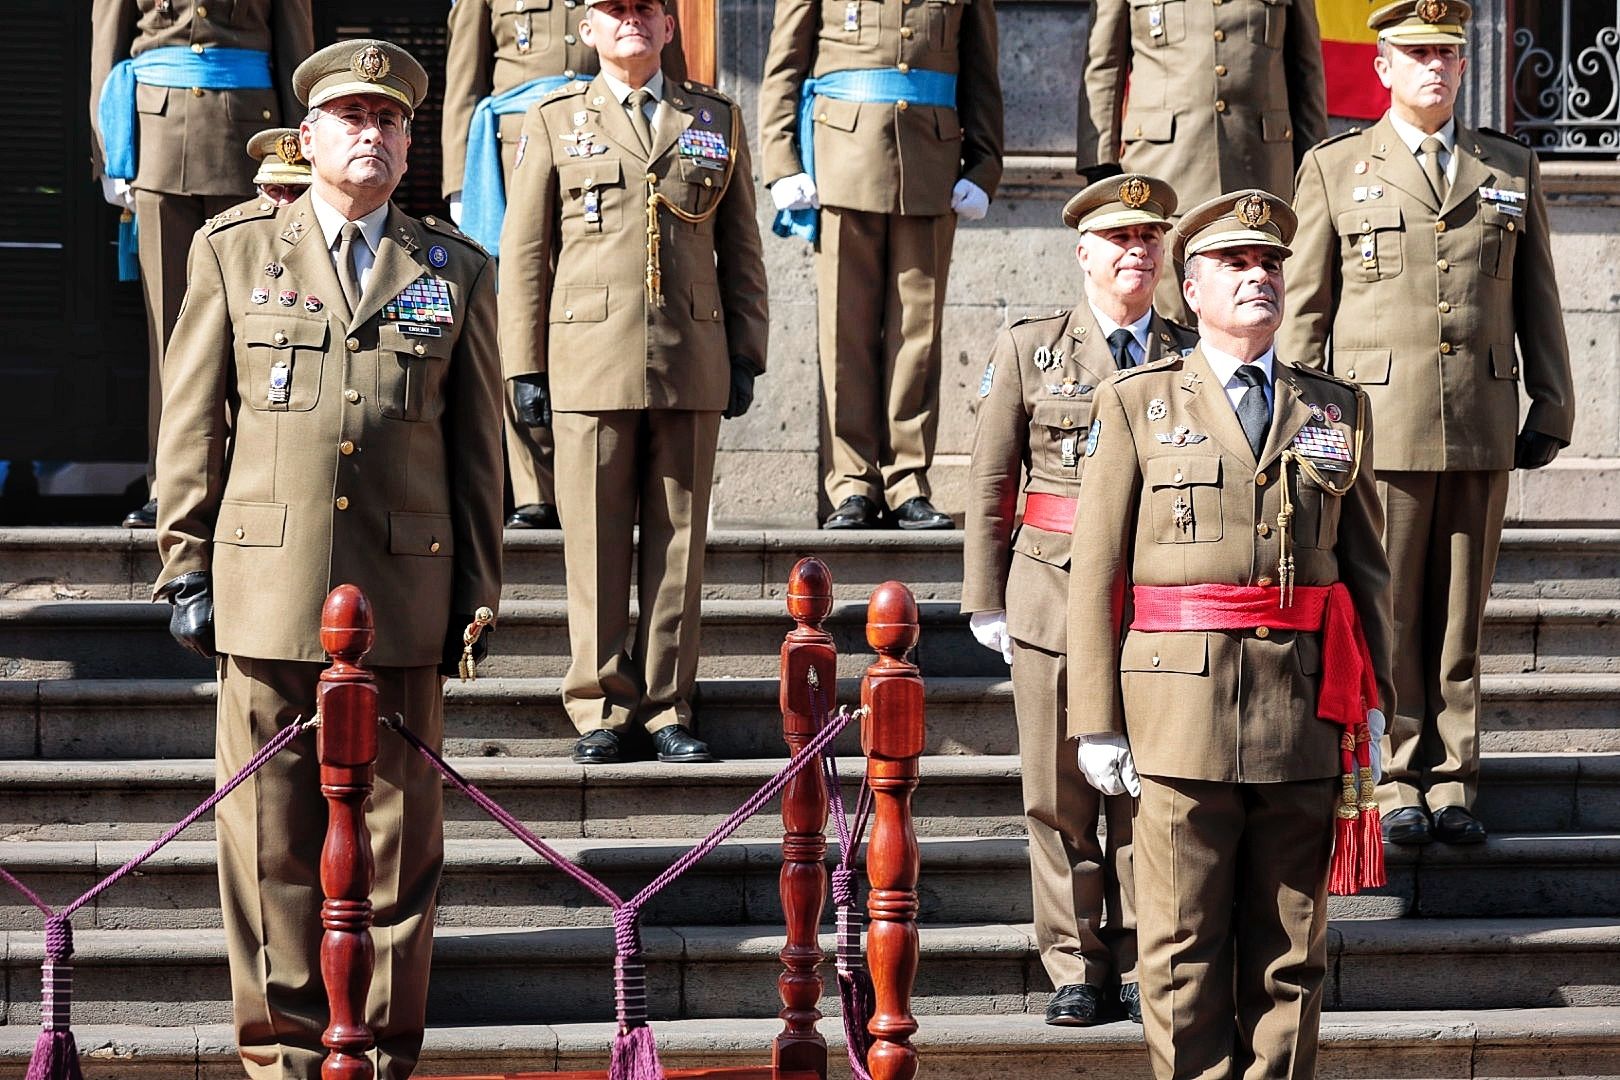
[494,1,554,56]
[820,0,876,45]
[1286,465,1342,549]
[675,157,727,215]
[1031,400,1089,480]
[925,0,969,51]
[377,324,453,423]
[1478,204,1523,278]
[558,158,623,235]
[1248,0,1290,47]
[1129,0,1186,47]
[240,314,326,412]
[1146,456,1223,543]
[1336,205,1404,282]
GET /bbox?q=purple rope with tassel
[386,698,862,1080]
[0,716,312,1080]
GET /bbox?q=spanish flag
[1318,0,1387,120]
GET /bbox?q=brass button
[261,109,272,120]
[1507,221,1516,233]
[1285,128,1292,139]
[515,0,525,8]
[1032,544,1042,556]
[900,26,913,37]
[898,62,911,74]
[346,336,360,351]
[1440,341,1453,354]
[565,68,577,77]
[413,343,426,356]
[564,33,576,44]
[259,203,271,211]
[1257,522,1271,538]
[1215,99,1227,113]
[1062,415,1074,428]
[1437,258,1450,271]
[339,440,355,455]
[425,216,438,226]
[1255,625,1271,639]
[273,331,288,345]
[191,42,204,54]
[190,86,204,97]
[566,1,576,7]
[896,99,910,111]
[1511,365,1519,375]
[1255,473,1269,487]
[1135,127,1144,138]
[1214,28,1226,41]
[710,309,720,318]
[335,496,349,510]
[196,4,207,15]
[1346,369,1356,380]
[1151,654,1161,667]
[816,112,828,123]
[1173,470,1183,483]
[1258,575,1274,587]
[1435,221,1447,233]
[1215,64,1228,76]
[234,527,245,539]
[564,309,574,320]
[345,389,360,403]
[1361,220,1371,231]
[430,541,441,553]
[1438,301,1451,313]
[704,176,713,187]
[646,172,657,183]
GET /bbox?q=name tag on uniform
[399,323,444,338]
[384,274,455,326]
[1480,187,1526,216]
[1291,425,1352,470]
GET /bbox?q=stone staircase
[1,527,1619,1077]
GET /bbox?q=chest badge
[304,295,323,313]
[1171,495,1193,534]
[277,290,297,307]
[977,361,995,398]
[428,244,449,269]
[263,262,283,279]
[1155,426,1208,446]
[251,287,270,305]
[1147,398,1168,421]
[1032,344,1063,372]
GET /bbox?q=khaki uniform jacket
[90,0,313,196]
[757,0,1004,216]
[1278,116,1576,472]
[1065,349,1394,783]
[154,191,505,668]
[499,75,769,412]
[439,0,688,198]
[1077,0,1326,208]
[961,305,1196,652]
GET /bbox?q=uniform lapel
[1443,124,1497,219]
[1258,365,1316,471]
[275,192,352,324]
[1070,306,1117,387]
[647,93,695,165]
[1180,348,1256,466]
[349,205,425,331]
[590,74,649,162]
[1370,114,1440,213]
[1145,311,1185,363]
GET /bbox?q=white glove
[770,172,819,212]
[100,175,135,212]
[951,178,989,220]
[968,609,1014,666]
[1076,733,1140,797]
[447,192,464,226]
[1366,708,1386,786]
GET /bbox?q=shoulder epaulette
[1112,354,1179,382]
[1476,126,1522,143]
[1315,127,1363,149]
[421,213,489,257]
[677,78,733,104]
[1011,308,1070,330]
[1288,362,1354,389]
[204,198,278,234]
[542,80,588,103]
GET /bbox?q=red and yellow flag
[1318,0,1386,120]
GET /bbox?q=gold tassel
[1276,451,1296,608]
[458,606,496,682]
[644,176,663,308]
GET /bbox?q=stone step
[4,1007,1619,1080]
[7,671,1620,761]
[2,752,1615,842]
[2,826,1616,934]
[1,919,1618,1028]
[5,595,1619,681]
[4,527,1617,604]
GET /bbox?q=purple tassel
[610,909,663,1080]
[608,1022,661,1080]
[26,918,83,1080]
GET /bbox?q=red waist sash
[1128,582,1385,895]
[1022,492,1077,534]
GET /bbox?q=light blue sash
[461,75,573,256]
[98,46,274,180]
[773,67,957,244]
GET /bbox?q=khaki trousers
[133,189,245,492]
[217,656,445,1080]
[552,409,721,734]
[1010,638,1136,988]
[1135,775,1336,1080]
[814,207,955,510]
[1375,469,1510,813]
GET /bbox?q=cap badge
[352,44,390,83]
[1119,176,1151,210]
[276,132,303,166]
[1417,0,1448,23]
[1236,192,1271,229]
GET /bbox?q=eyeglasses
[319,105,410,134]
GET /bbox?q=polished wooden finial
[865,580,919,660]
[787,556,834,629]
[319,583,374,663]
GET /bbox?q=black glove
[156,570,215,658]
[723,356,760,420]
[1078,162,1124,185]
[1515,429,1565,470]
[512,373,552,429]
[439,612,493,676]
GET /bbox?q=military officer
[91,0,313,528]
[961,174,1195,1026]
[499,0,769,764]
[1067,191,1394,1079]
[1280,0,1575,846]
[153,40,505,1078]
[758,0,1004,529]
[440,0,686,532]
[246,127,311,206]
[1076,0,1326,322]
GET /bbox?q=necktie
[337,221,363,312]
[1107,328,1135,368]
[1233,364,1270,459]
[626,88,655,155]
[1419,135,1449,204]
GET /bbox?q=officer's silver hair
[303,106,413,136]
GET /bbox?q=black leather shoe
[572,730,624,764]
[651,724,714,763]
[1431,805,1487,845]
[822,495,882,530]
[1044,983,1104,1027]
[1120,982,1142,1024]
[890,496,953,531]
[1381,806,1433,846]
[122,498,157,529]
[507,503,561,530]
